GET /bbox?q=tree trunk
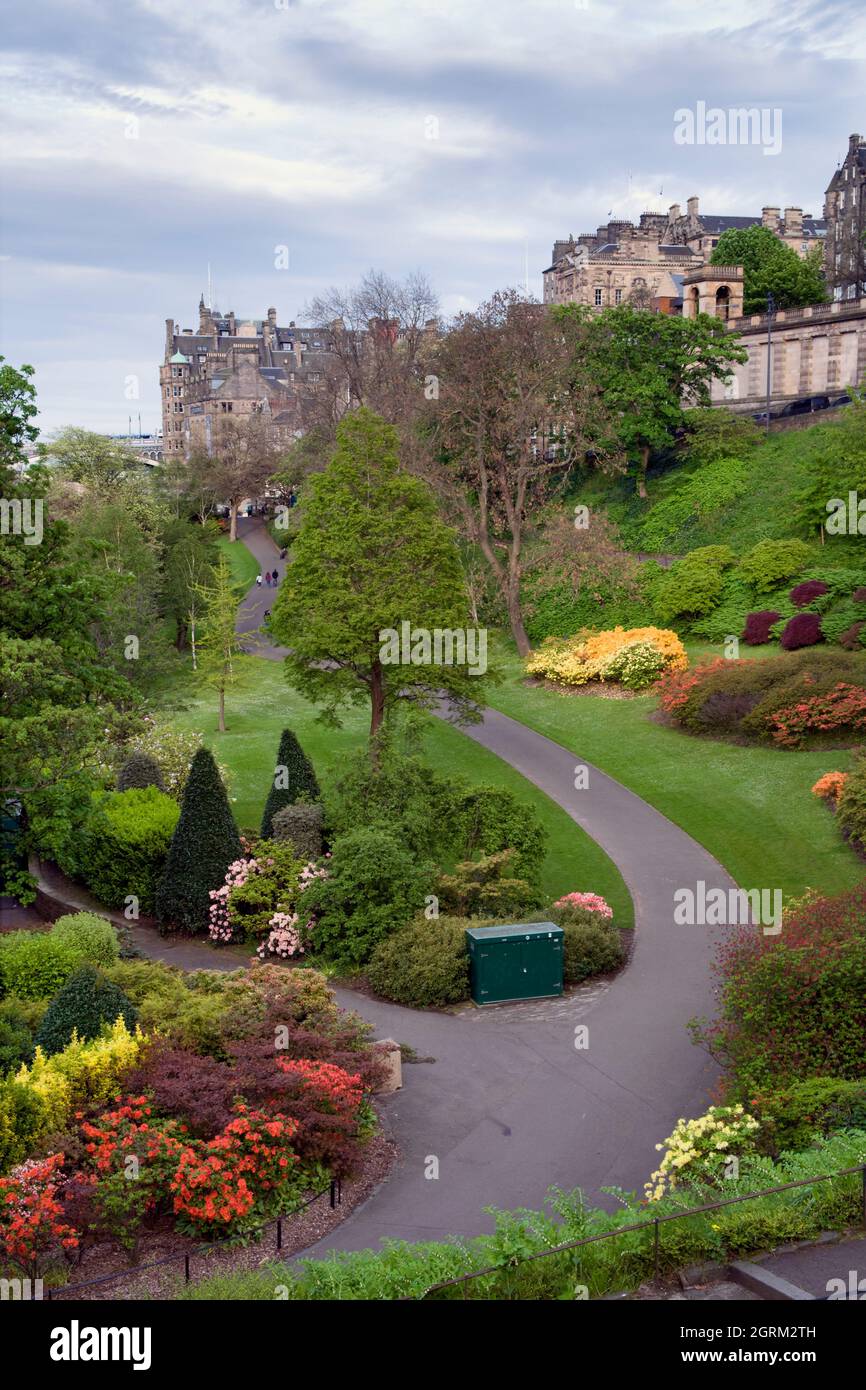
[229,499,238,542]
[370,659,386,745]
[190,617,197,671]
[175,619,188,652]
[506,587,531,657]
[637,445,650,500]
[218,686,226,734]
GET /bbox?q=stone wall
[711,297,866,410]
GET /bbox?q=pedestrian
[271,567,279,584]
[265,571,272,586]
[279,547,287,560]
[263,609,271,621]
[256,573,262,587]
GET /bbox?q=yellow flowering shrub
[644,1104,761,1203]
[13,1017,146,1134]
[526,626,687,690]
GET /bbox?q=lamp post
[765,291,775,435]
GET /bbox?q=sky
[1,0,865,436]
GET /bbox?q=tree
[711,225,827,316]
[427,289,619,654]
[270,408,486,743]
[195,553,244,732]
[260,729,320,839]
[562,303,748,499]
[162,521,218,656]
[45,427,144,494]
[34,965,137,1056]
[206,414,282,541]
[0,358,38,475]
[154,747,241,935]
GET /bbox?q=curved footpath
[232,519,736,1253]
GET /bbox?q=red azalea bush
[691,886,866,1097]
[80,1097,188,1257]
[276,1058,363,1119]
[790,579,829,608]
[0,1153,80,1278]
[741,610,781,645]
[655,657,729,715]
[780,612,823,650]
[766,683,866,747]
[170,1105,302,1239]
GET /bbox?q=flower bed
[526,626,686,691]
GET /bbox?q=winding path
[230,518,736,1253]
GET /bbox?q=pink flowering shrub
[553,891,613,919]
[208,844,328,948]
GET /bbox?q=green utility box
[466,922,564,1005]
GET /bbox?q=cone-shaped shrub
[155,748,241,934]
[260,728,320,839]
[117,749,165,793]
[34,964,137,1056]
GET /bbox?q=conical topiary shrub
[34,964,137,1056]
[260,728,320,839]
[155,747,242,934]
[117,749,166,793]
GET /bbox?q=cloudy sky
[1,0,864,435]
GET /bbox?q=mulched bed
[46,1129,397,1301]
[522,677,640,700]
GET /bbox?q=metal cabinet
[465,922,564,1005]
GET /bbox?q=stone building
[824,133,866,301]
[663,196,825,261]
[160,299,333,457]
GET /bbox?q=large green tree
[270,408,487,742]
[154,747,241,935]
[559,303,748,498]
[711,225,827,316]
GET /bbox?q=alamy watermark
[674,880,782,935]
[674,102,782,157]
[379,621,487,676]
[0,497,43,545]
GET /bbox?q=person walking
[279,547,287,560]
[265,571,272,586]
[256,573,263,587]
[271,566,279,584]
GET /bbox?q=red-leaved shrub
[789,579,829,608]
[741,611,781,645]
[780,612,823,650]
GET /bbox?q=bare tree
[425,289,622,655]
[206,413,283,541]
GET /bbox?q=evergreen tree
[260,728,320,838]
[117,749,165,793]
[154,747,241,934]
[34,964,137,1056]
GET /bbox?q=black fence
[44,1177,342,1300]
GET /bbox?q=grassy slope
[167,657,634,927]
[216,534,260,593]
[486,643,863,903]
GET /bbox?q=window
[614,288,622,304]
[220,402,233,413]
[594,287,603,306]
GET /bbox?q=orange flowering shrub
[526,626,687,690]
[0,1153,80,1278]
[171,1104,302,1239]
[811,771,849,803]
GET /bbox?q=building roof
[169,351,189,363]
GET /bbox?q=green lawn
[166,656,634,926]
[216,535,259,594]
[486,641,864,903]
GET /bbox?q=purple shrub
[742,610,781,646]
[853,587,866,604]
[780,612,823,651]
[789,579,829,608]
[840,622,864,651]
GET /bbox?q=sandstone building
[824,133,866,302]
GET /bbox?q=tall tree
[260,729,320,839]
[562,303,748,500]
[270,408,487,744]
[154,747,241,935]
[162,521,218,656]
[195,553,244,732]
[206,414,282,541]
[711,225,827,315]
[426,289,619,655]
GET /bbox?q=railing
[415,1164,866,1300]
[44,1178,342,1300]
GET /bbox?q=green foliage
[737,538,813,595]
[447,783,547,885]
[260,728,320,838]
[271,803,325,860]
[526,905,625,983]
[83,787,179,914]
[837,757,866,852]
[757,1078,866,1154]
[270,407,486,736]
[436,849,540,917]
[116,749,165,793]
[691,576,756,643]
[49,913,119,968]
[638,457,749,553]
[0,999,35,1074]
[33,964,138,1056]
[155,748,241,935]
[0,1081,46,1174]
[653,546,736,622]
[102,960,264,1059]
[0,932,81,1000]
[367,915,473,1006]
[300,826,431,968]
[711,225,828,316]
[680,408,761,466]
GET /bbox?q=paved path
[227,519,736,1253]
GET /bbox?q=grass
[485,639,864,903]
[165,656,634,926]
[216,534,260,594]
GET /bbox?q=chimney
[165,318,175,359]
[687,196,699,219]
[762,206,780,232]
[850,133,864,153]
[267,306,277,328]
[668,203,681,221]
[784,206,803,235]
[228,311,236,335]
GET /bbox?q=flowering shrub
[644,1105,761,1202]
[208,845,327,947]
[741,610,780,646]
[80,1097,187,1256]
[121,724,232,803]
[170,1105,302,1239]
[811,771,848,803]
[780,612,823,651]
[276,1059,363,1119]
[767,683,866,747]
[526,626,686,689]
[553,892,613,919]
[655,658,729,716]
[0,1153,80,1277]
